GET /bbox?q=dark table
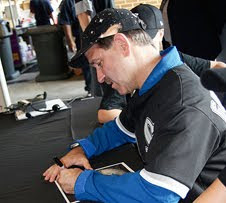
[0,97,143,203]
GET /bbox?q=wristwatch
[70,142,80,149]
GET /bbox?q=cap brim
[68,43,94,68]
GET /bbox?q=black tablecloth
[0,97,143,203]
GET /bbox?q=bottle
[18,36,28,64]
[26,44,33,61]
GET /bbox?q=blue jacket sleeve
[75,170,180,203]
[75,120,136,158]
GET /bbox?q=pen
[53,157,64,168]
[70,165,85,170]
[53,156,85,170]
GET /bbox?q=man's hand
[43,147,92,182]
[43,164,63,182]
[68,39,76,52]
[57,168,83,194]
[62,146,92,169]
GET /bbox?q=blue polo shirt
[30,0,53,26]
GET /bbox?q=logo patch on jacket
[144,117,154,152]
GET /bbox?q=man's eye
[91,60,103,69]
[97,61,103,69]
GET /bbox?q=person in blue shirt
[58,0,80,52]
[58,0,91,94]
[30,0,56,26]
[43,8,226,203]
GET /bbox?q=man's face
[86,41,135,95]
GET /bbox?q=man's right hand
[43,147,92,182]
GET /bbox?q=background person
[58,0,80,53]
[70,0,115,97]
[30,0,56,26]
[194,68,226,203]
[160,0,226,60]
[58,0,91,95]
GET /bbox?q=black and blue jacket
[73,47,226,202]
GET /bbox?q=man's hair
[97,29,154,50]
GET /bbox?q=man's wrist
[62,146,85,168]
[70,142,80,149]
[70,139,96,158]
[70,145,86,158]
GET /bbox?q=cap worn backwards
[131,4,164,39]
[70,8,146,64]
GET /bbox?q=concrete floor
[7,73,88,104]
[6,48,89,105]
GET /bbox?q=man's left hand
[57,168,83,194]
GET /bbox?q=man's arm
[75,0,93,31]
[193,178,226,203]
[179,52,210,77]
[50,12,57,24]
[179,51,226,77]
[77,12,91,31]
[98,84,127,123]
[62,24,76,52]
[58,0,77,52]
[43,119,136,182]
[210,61,226,69]
[98,109,122,123]
[58,169,181,202]
[194,166,226,203]
[76,119,136,158]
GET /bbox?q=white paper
[15,99,69,120]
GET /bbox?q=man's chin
[111,84,129,95]
[114,88,128,95]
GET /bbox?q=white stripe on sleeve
[140,169,189,199]
[116,116,136,139]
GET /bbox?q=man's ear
[113,33,130,56]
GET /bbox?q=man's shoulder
[169,64,200,83]
[160,64,196,86]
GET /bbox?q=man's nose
[96,68,105,83]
